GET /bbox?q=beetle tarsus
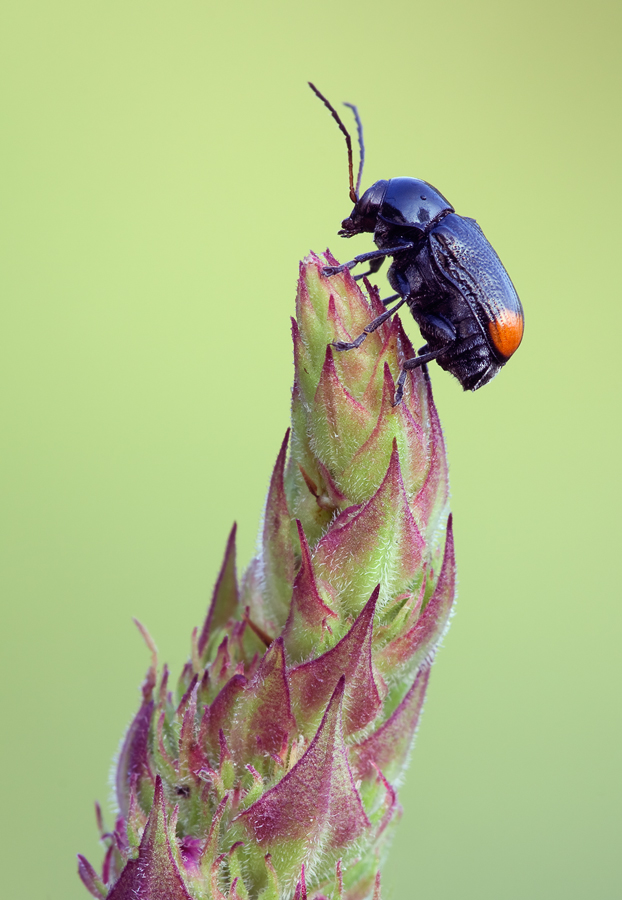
[322,263,352,276]
[333,334,367,351]
[393,369,408,406]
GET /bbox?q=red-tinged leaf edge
[198,523,239,656]
[107,777,192,900]
[230,637,296,761]
[116,699,154,818]
[378,515,455,672]
[235,677,369,850]
[350,665,430,784]
[289,586,381,735]
[281,521,337,659]
[261,430,296,623]
[77,855,106,900]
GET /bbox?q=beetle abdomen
[412,293,501,391]
[487,309,524,360]
[436,332,501,391]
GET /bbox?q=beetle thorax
[380,178,454,231]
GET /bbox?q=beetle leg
[393,313,458,403]
[380,293,400,307]
[322,244,414,277]
[393,347,447,406]
[353,256,386,281]
[332,297,407,351]
[415,343,432,384]
[417,314,457,345]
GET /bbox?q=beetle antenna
[308,81,358,204]
[343,102,365,199]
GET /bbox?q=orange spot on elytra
[488,310,524,359]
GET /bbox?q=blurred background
[1,1,620,897]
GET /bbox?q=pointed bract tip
[77,855,106,900]
[133,618,158,658]
[373,870,382,900]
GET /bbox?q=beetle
[309,83,524,404]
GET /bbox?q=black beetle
[309,83,524,404]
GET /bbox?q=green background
[1,1,620,897]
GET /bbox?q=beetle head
[339,180,388,237]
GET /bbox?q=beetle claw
[322,264,346,277]
[332,334,367,351]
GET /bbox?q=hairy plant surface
[79,253,456,900]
